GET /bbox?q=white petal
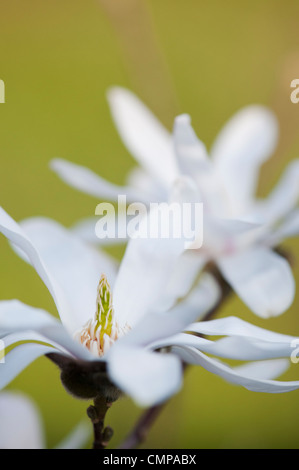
[50,158,146,203]
[203,218,263,257]
[201,335,295,361]
[173,114,210,174]
[218,246,295,318]
[113,229,185,327]
[107,345,182,406]
[0,300,92,360]
[107,87,178,187]
[253,160,299,225]
[150,325,296,362]
[112,181,197,327]
[0,392,45,449]
[37,325,94,360]
[71,216,127,245]
[121,273,220,348]
[173,115,226,216]
[17,217,117,333]
[1,330,60,350]
[126,167,166,202]
[157,335,291,376]
[267,209,299,246]
[185,311,299,362]
[1,325,93,361]
[0,343,55,390]
[232,359,290,380]
[159,251,206,312]
[173,347,299,393]
[0,207,70,329]
[55,421,91,449]
[163,272,220,322]
[211,106,278,215]
[148,332,213,351]
[187,315,295,342]
[0,300,58,335]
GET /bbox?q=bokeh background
[1,0,299,449]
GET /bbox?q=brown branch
[118,403,165,450]
[87,395,114,449]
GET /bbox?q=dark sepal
[46,352,122,402]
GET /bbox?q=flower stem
[87,395,114,449]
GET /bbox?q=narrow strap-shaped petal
[187,315,295,342]
[218,246,295,318]
[173,114,210,174]
[0,299,58,335]
[149,330,296,362]
[50,158,147,203]
[0,343,56,390]
[173,114,226,216]
[232,359,289,380]
[1,331,62,351]
[205,336,295,361]
[1,325,93,361]
[0,207,71,329]
[253,160,299,225]
[173,347,299,393]
[107,87,179,187]
[211,105,278,216]
[0,300,93,360]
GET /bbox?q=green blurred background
[1,0,299,449]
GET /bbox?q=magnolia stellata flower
[1,204,299,407]
[51,88,299,319]
[0,391,90,449]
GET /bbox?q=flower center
[74,274,130,357]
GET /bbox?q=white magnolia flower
[0,391,90,449]
[51,88,299,318]
[1,205,299,406]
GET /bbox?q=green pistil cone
[94,275,114,347]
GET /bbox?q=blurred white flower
[51,88,299,318]
[1,203,299,407]
[0,391,90,449]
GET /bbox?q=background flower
[51,91,298,320]
[0,391,90,449]
[0,0,299,448]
